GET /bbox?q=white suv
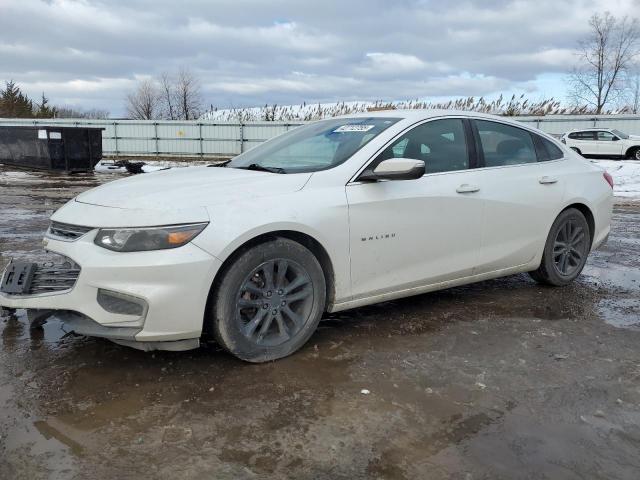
[561,128,640,160]
[0,110,613,362]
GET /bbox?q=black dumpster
[0,126,104,172]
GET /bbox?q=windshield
[611,129,629,139]
[227,117,401,173]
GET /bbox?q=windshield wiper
[208,159,232,167]
[238,164,286,174]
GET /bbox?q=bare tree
[568,12,640,113]
[628,68,640,113]
[125,79,161,120]
[159,72,177,120]
[55,106,110,119]
[175,68,203,120]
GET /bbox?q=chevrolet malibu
[0,111,614,362]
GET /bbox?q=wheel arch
[561,202,595,246]
[625,145,640,158]
[203,229,337,336]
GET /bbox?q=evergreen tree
[0,80,34,118]
[34,92,57,118]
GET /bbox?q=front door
[346,118,484,300]
[595,131,623,157]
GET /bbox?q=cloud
[361,53,428,73]
[0,0,636,115]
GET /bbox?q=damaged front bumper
[0,229,222,351]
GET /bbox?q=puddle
[0,370,78,478]
[597,298,640,329]
[33,419,86,456]
[2,311,70,350]
[582,264,640,292]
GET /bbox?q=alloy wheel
[235,259,314,347]
[553,219,589,276]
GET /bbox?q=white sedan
[0,111,613,362]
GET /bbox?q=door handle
[456,184,480,194]
[538,176,558,185]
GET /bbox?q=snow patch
[592,160,640,200]
[95,159,212,174]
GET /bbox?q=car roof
[330,108,568,143]
[334,108,518,122]
[567,127,613,132]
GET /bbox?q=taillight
[603,171,614,188]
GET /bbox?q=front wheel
[210,238,326,362]
[628,148,640,161]
[529,208,591,286]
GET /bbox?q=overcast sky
[1,0,638,117]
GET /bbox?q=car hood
[76,166,312,209]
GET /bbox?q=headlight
[94,223,208,252]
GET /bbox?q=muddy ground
[1,166,640,480]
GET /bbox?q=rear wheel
[529,208,591,286]
[210,238,326,362]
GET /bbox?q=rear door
[346,117,484,300]
[595,130,624,157]
[470,120,566,273]
[568,131,597,154]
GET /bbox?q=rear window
[532,133,564,161]
[475,120,537,167]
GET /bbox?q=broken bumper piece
[0,233,222,352]
[58,311,199,351]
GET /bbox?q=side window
[475,120,537,167]
[597,131,616,141]
[580,131,596,140]
[377,119,469,174]
[542,138,564,160]
[532,133,565,161]
[569,131,595,140]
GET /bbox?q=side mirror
[612,136,620,141]
[358,158,425,182]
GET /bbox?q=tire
[210,238,326,362]
[570,147,582,156]
[529,208,591,286]
[628,147,640,161]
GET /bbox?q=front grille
[47,221,93,241]
[28,258,81,294]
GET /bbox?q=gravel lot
[1,165,640,480]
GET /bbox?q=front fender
[194,190,352,304]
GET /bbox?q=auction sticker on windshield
[333,124,376,133]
